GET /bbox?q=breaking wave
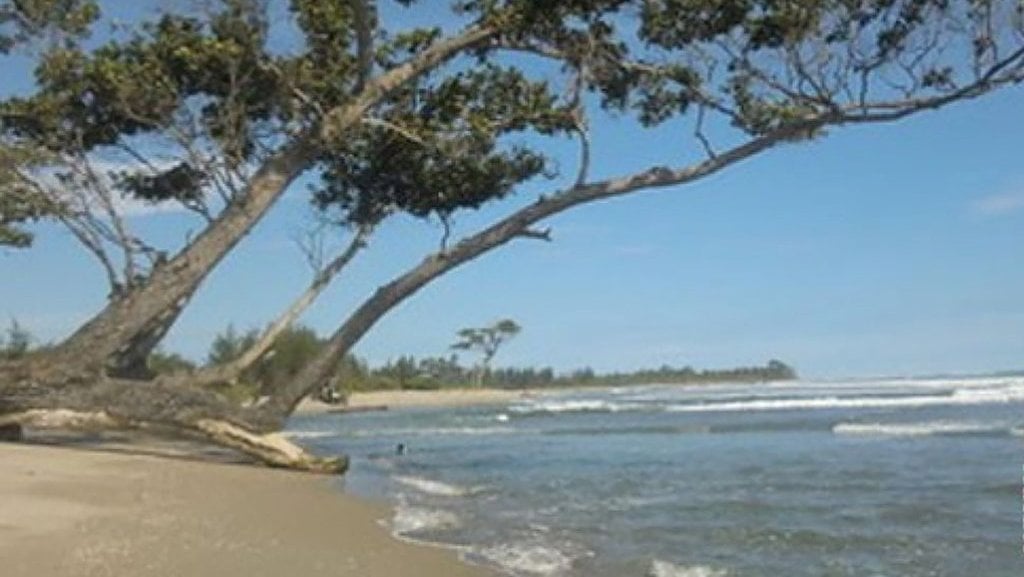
[832,420,1015,437]
[509,399,645,415]
[347,426,520,438]
[665,383,1024,413]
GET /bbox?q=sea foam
[665,383,1024,413]
[280,430,337,440]
[475,543,575,576]
[392,506,460,535]
[648,560,728,577]
[832,420,1012,437]
[347,426,519,438]
[394,475,476,497]
[509,399,644,415]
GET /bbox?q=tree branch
[350,0,375,92]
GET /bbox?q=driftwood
[0,407,345,474]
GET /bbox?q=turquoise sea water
[288,378,1024,577]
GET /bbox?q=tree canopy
[1,0,1022,472]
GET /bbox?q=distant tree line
[3,320,797,397]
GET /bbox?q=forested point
[3,321,795,398]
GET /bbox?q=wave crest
[833,420,1012,437]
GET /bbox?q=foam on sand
[474,543,575,576]
[391,505,461,535]
[648,560,728,577]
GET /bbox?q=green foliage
[0,318,32,359]
[0,142,56,247]
[206,324,258,366]
[4,0,1014,244]
[451,319,522,386]
[148,349,196,375]
[451,319,521,360]
[313,63,575,226]
[0,0,99,53]
[355,354,795,390]
[247,325,322,394]
[198,322,793,393]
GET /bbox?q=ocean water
[287,377,1024,577]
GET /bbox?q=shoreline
[0,441,492,577]
[295,387,537,414]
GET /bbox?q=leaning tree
[2,0,1023,472]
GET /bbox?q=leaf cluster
[313,64,576,225]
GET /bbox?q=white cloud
[970,190,1024,217]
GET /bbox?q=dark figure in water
[396,443,406,456]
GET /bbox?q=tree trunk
[107,289,196,379]
[0,377,345,473]
[257,125,800,422]
[39,137,317,379]
[32,23,498,381]
[190,229,368,388]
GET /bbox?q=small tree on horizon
[451,319,522,388]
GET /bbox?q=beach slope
[0,443,488,577]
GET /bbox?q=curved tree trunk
[106,288,197,379]
[190,228,369,389]
[31,23,499,382]
[39,137,316,380]
[258,128,797,423]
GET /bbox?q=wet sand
[0,442,490,577]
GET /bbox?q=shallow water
[289,377,1024,577]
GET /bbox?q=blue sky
[2,3,1023,379]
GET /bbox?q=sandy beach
[296,387,535,414]
[0,442,490,577]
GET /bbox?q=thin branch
[438,212,452,251]
[189,225,373,386]
[351,0,375,92]
[694,104,716,159]
[517,227,552,242]
[361,117,429,146]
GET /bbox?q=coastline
[296,387,536,414]
[0,442,491,577]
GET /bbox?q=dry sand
[0,442,490,577]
